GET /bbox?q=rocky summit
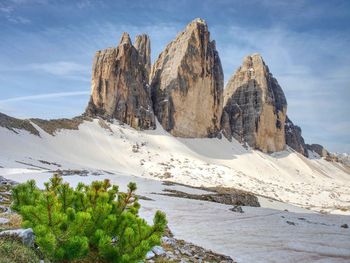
[85,32,155,130]
[150,18,224,138]
[221,54,287,153]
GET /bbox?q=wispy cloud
[0,61,90,81]
[0,91,90,104]
[28,61,89,77]
[0,0,48,24]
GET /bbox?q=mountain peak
[119,32,132,45]
[221,55,287,153]
[150,17,223,138]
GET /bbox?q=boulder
[222,54,287,152]
[0,228,34,247]
[285,116,308,157]
[85,32,155,129]
[150,18,224,137]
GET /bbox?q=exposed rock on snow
[150,18,224,138]
[222,54,287,153]
[30,116,86,136]
[0,112,39,136]
[229,205,244,213]
[85,32,155,129]
[306,143,330,158]
[285,116,308,157]
[159,188,260,207]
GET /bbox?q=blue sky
[0,0,349,153]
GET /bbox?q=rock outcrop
[150,18,224,138]
[134,34,151,82]
[0,112,39,136]
[85,32,155,129]
[285,116,308,157]
[306,144,330,158]
[221,54,287,153]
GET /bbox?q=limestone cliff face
[85,32,155,129]
[285,116,308,157]
[222,54,287,152]
[134,34,151,82]
[150,18,224,138]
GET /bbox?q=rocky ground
[145,228,234,263]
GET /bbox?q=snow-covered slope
[1,119,349,214]
[1,119,350,262]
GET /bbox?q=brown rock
[85,32,155,129]
[150,18,224,138]
[222,54,287,152]
[134,34,151,82]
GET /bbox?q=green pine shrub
[11,174,167,262]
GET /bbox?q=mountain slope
[0,117,349,214]
[1,118,350,262]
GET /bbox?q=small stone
[230,205,244,213]
[341,224,348,229]
[152,245,165,256]
[162,236,176,246]
[0,217,9,224]
[286,221,295,226]
[145,251,155,260]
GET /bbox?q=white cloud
[28,61,88,76]
[0,91,90,104]
[0,61,90,81]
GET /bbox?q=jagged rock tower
[85,32,155,129]
[221,54,287,152]
[134,34,151,82]
[150,18,224,138]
